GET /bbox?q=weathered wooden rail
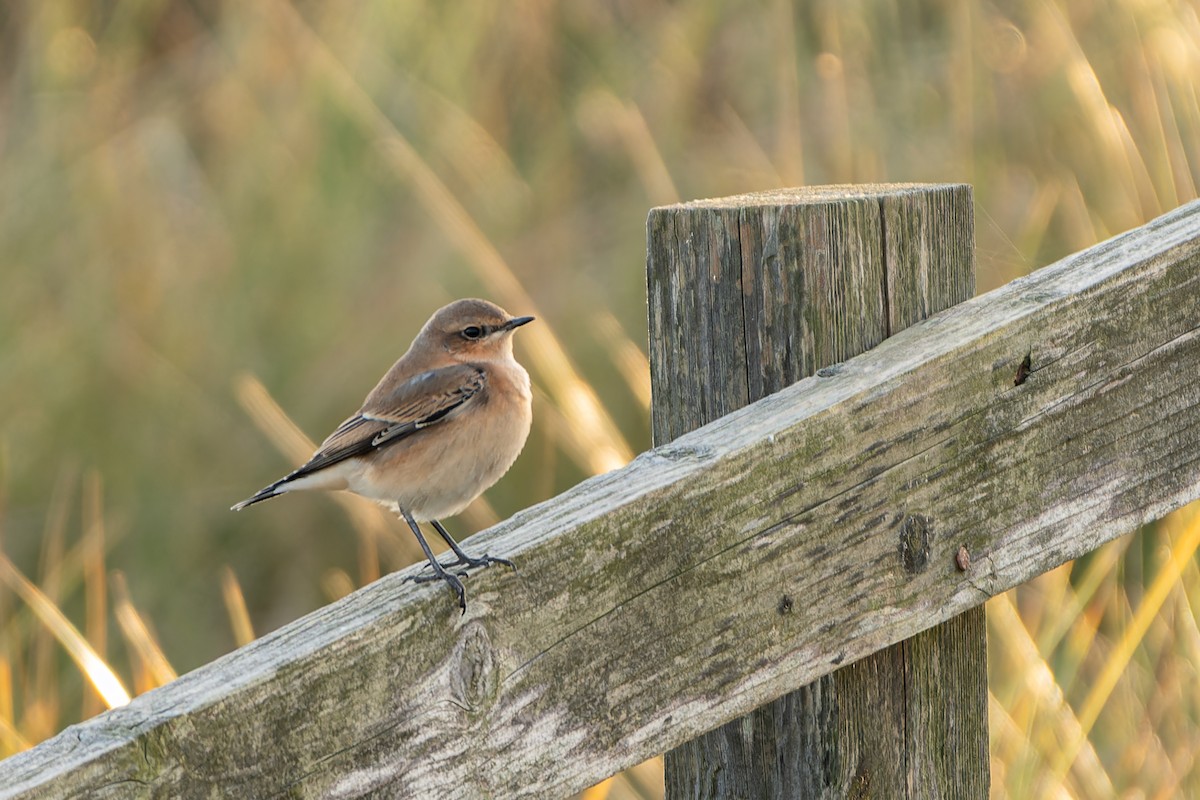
[2,187,1198,798]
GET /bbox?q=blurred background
[0,0,1198,796]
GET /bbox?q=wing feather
[250,364,486,495]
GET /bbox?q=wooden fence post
[648,184,988,797]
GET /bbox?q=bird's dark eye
[461,325,485,340]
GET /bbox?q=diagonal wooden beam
[2,199,1199,799]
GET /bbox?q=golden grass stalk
[0,659,11,737]
[0,714,29,757]
[1178,553,1200,668]
[219,566,256,648]
[31,467,74,733]
[1043,1,1149,230]
[987,591,1115,797]
[1051,504,1200,782]
[578,89,679,206]
[1035,536,1130,655]
[578,777,614,800]
[592,311,652,411]
[987,691,1024,792]
[0,553,129,709]
[110,572,177,691]
[320,568,357,604]
[81,472,106,720]
[615,757,665,799]
[0,660,27,756]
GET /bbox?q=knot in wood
[898,514,932,573]
[653,443,716,463]
[1014,350,1032,386]
[450,622,497,711]
[816,363,845,378]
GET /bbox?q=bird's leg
[430,520,516,573]
[397,508,467,614]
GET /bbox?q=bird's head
[416,298,534,361]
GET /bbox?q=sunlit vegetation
[1,1,1198,796]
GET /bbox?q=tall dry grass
[0,1,1198,796]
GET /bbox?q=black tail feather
[230,480,286,511]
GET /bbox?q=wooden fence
[1,185,1198,798]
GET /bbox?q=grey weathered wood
[2,200,1199,799]
[651,184,987,798]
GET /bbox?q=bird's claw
[411,554,514,576]
[403,570,467,614]
[404,546,515,615]
[404,570,467,582]
[444,554,516,573]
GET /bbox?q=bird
[232,298,534,613]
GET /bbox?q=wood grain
[651,184,986,799]
[2,200,1198,799]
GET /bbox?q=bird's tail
[230,478,287,511]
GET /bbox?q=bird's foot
[404,553,515,614]
[412,553,515,576]
[404,569,467,614]
[443,553,516,573]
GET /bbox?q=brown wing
[361,363,486,442]
[233,365,486,508]
[303,363,486,473]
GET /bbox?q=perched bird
[232,298,534,612]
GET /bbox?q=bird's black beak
[504,315,535,331]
